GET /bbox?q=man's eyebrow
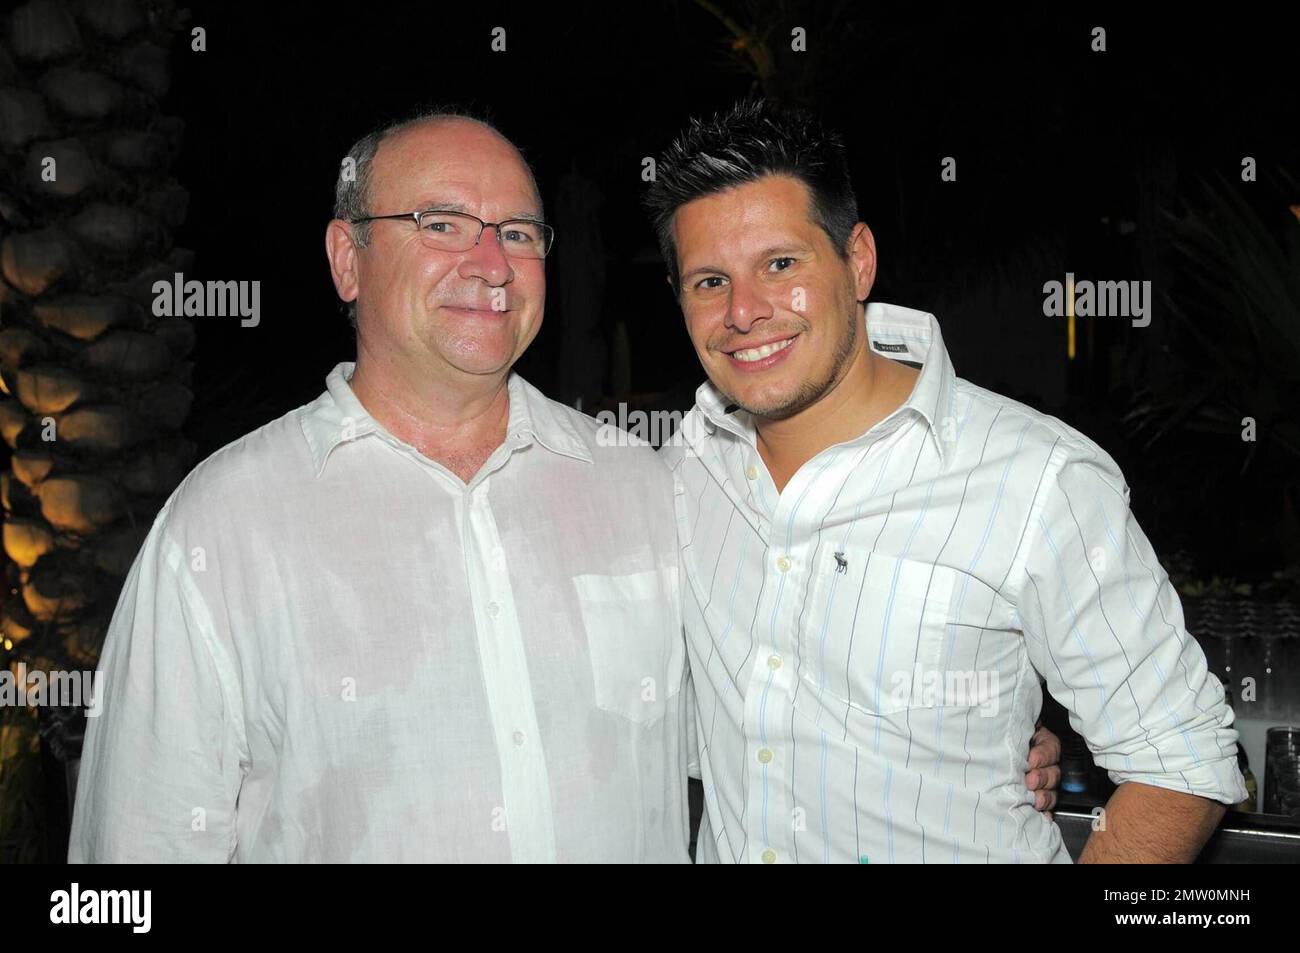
[681,263,725,282]
[414,198,544,221]
[754,244,809,260]
[680,245,809,282]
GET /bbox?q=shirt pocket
[573,567,683,726]
[796,550,958,721]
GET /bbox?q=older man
[69,111,690,862]
[649,100,1246,863]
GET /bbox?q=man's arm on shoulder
[68,514,246,862]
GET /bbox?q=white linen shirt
[663,302,1247,864]
[69,362,690,863]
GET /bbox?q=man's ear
[846,222,877,301]
[665,272,682,304]
[325,219,360,309]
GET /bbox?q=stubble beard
[723,303,860,421]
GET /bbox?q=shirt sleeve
[1014,440,1247,806]
[68,512,248,862]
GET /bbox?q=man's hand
[1025,722,1062,819]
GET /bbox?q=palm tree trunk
[0,0,191,861]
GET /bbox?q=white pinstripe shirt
[664,302,1247,864]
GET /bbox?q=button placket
[461,481,555,862]
[748,501,813,861]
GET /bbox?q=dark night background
[169,1,1299,588]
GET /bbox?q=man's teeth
[731,337,794,363]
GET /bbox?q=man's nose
[457,225,514,286]
[725,278,772,332]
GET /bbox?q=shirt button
[761,849,777,864]
[768,654,783,670]
[776,556,791,573]
[513,730,525,746]
[757,747,773,764]
[487,602,501,618]
[745,465,759,480]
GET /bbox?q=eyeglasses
[350,209,555,260]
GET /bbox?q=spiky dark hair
[643,99,859,294]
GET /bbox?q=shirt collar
[690,302,958,465]
[299,362,593,477]
[504,370,594,464]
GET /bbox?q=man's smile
[721,331,800,370]
[441,304,513,317]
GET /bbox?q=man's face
[672,175,873,419]
[346,119,545,381]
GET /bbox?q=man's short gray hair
[333,105,540,329]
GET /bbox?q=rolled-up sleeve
[68,511,247,862]
[1014,440,1247,805]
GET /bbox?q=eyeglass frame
[348,209,556,259]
